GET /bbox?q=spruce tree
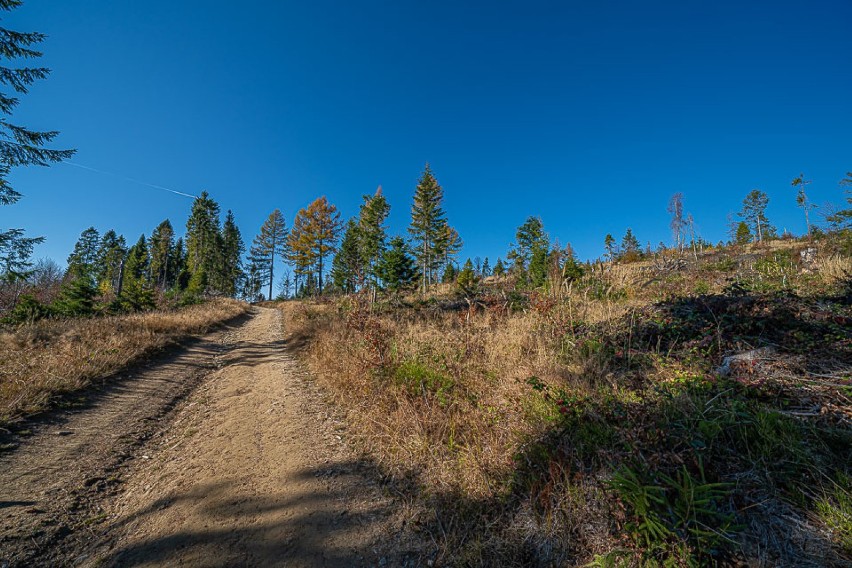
[481,257,491,277]
[94,230,127,295]
[604,233,617,261]
[493,258,506,277]
[66,227,100,279]
[358,187,390,289]
[792,173,815,238]
[620,228,641,262]
[331,219,361,293]
[219,210,244,297]
[441,263,457,284]
[456,258,479,298]
[250,209,288,301]
[409,164,448,293]
[376,236,418,293]
[509,216,549,288]
[0,1,74,283]
[739,190,772,242]
[735,221,752,245]
[185,191,221,291]
[122,234,154,310]
[148,220,174,290]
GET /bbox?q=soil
[0,307,425,567]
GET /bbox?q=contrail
[62,160,198,199]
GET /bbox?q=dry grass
[0,298,248,426]
[278,240,852,566]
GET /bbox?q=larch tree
[304,196,342,294]
[0,0,74,282]
[250,209,288,301]
[408,164,448,293]
[791,173,815,238]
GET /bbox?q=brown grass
[0,298,248,426]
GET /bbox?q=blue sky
[4,0,852,266]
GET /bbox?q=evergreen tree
[94,230,127,295]
[435,223,463,279]
[456,258,479,298]
[0,1,74,283]
[53,274,97,316]
[825,172,852,229]
[493,258,506,277]
[735,221,752,245]
[604,233,617,261]
[171,237,189,290]
[620,228,641,262]
[250,209,287,301]
[509,216,549,288]
[358,187,390,289]
[66,226,100,279]
[218,210,244,297]
[331,219,361,293]
[739,189,772,242]
[376,236,418,293]
[185,191,221,291]
[122,234,154,310]
[481,257,491,277]
[442,262,457,284]
[148,220,174,289]
[409,164,448,292]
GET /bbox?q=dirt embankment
[0,307,424,567]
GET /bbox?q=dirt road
[0,307,421,567]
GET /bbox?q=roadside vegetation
[279,231,852,566]
[0,298,247,428]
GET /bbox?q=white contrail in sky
[62,160,198,199]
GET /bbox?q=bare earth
[0,307,423,567]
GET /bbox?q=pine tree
[250,209,288,301]
[148,220,174,290]
[376,236,418,293]
[331,219,361,293]
[358,187,390,289]
[218,210,244,297]
[66,227,100,279]
[739,189,772,242]
[0,1,74,283]
[185,191,221,291]
[409,164,448,293]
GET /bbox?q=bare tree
[668,193,687,252]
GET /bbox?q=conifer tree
[358,187,390,289]
[66,227,100,279]
[509,216,549,288]
[148,220,174,289]
[739,189,772,242]
[435,224,463,278]
[250,209,288,301]
[456,258,479,298]
[331,219,361,293]
[287,197,342,295]
[620,228,642,262]
[735,221,752,245]
[0,1,74,283]
[409,164,448,292]
[481,257,491,277]
[604,233,616,261]
[122,234,154,310]
[218,210,244,297]
[825,172,852,229]
[185,191,222,290]
[94,230,127,295]
[493,258,506,277]
[442,263,457,284]
[171,237,189,290]
[376,236,418,293]
[791,173,815,238]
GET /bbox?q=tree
[94,230,127,295]
[481,257,491,277]
[185,191,221,290]
[148,220,174,290]
[493,258,506,277]
[0,1,74,284]
[441,262,457,284]
[739,189,772,242]
[250,209,287,301]
[509,216,549,287]
[218,210,244,297]
[331,219,361,294]
[456,258,480,299]
[824,172,852,230]
[375,236,418,293]
[604,233,616,262]
[792,173,815,238]
[620,228,641,262]
[735,221,752,245]
[668,193,687,252]
[287,197,342,295]
[66,226,100,279]
[357,187,390,289]
[409,164,448,293]
[122,234,154,310]
[435,223,463,278]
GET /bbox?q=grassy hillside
[279,239,851,566]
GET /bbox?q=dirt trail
[0,307,421,567]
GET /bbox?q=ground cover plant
[279,239,852,566]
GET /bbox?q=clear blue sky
[4,0,852,266]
